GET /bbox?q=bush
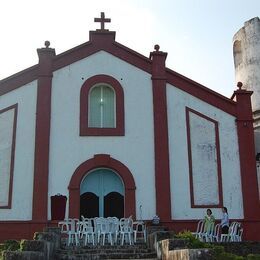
[0,240,20,251]
[247,254,260,260]
[214,252,244,260]
[0,240,20,260]
[175,230,209,249]
[175,230,248,260]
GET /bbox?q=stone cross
[94,12,111,31]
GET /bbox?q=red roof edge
[0,65,38,96]
[166,68,237,116]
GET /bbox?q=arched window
[233,40,242,68]
[80,75,124,136]
[89,85,115,128]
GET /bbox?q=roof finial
[44,41,50,48]
[154,44,160,52]
[237,81,243,90]
[94,12,111,31]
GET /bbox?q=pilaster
[32,41,55,221]
[233,82,260,221]
[150,45,171,221]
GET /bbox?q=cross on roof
[94,12,111,31]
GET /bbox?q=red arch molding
[80,74,125,136]
[68,154,136,218]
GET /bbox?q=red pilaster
[32,42,55,221]
[234,82,260,221]
[150,45,171,221]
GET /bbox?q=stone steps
[55,244,157,259]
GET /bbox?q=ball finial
[44,41,50,48]
[154,44,160,51]
[237,82,243,90]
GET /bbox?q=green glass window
[89,85,115,128]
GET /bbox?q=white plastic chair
[119,217,134,245]
[93,217,113,245]
[201,221,216,242]
[210,223,221,242]
[107,217,120,245]
[133,220,146,243]
[80,218,95,246]
[59,218,80,246]
[192,220,205,241]
[220,222,240,242]
[233,223,243,242]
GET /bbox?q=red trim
[234,89,260,219]
[186,107,223,208]
[0,104,17,209]
[32,47,55,221]
[80,74,124,136]
[0,65,38,96]
[68,154,136,218]
[150,49,171,221]
[53,31,152,75]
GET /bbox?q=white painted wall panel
[0,81,37,220]
[167,84,243,220]
[49,51,155,220]
[0,109,15,206]
[188,112,219,206]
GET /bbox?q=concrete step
[55,244,157,259]
[56,253,157,259]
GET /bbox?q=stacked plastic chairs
[133,220,147,243]
[119,217,134,245]
[192,219,205,241]
[220,222,243,242]
[58,218,80,246]
[59,216,144,246]
[80,216,95,246]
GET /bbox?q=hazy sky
[0,0,259,97]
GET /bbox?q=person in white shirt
[220,207,229,234]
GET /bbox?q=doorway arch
[68,154,136,218]
[80,168,124,218]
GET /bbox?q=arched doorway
[80,168,124,218]
[68,154,136,219]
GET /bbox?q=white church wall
[48,51,155,220]
[0,81,37,220]
[167,84,243,220]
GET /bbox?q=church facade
[0,14,259,241]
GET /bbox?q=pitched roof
[0,30,236,115]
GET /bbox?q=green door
[80,168,124,218]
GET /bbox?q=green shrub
[175,230,208,249]
[0,240,20,251]
[19,239,26,251]
[175,230,248,260]
[247,254,260,260]
[213,252,244,260]
[0,240,20,260]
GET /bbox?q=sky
[0,0,259,97]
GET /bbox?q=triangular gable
[0,30,236,116]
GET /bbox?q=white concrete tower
[233,17,260,154]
